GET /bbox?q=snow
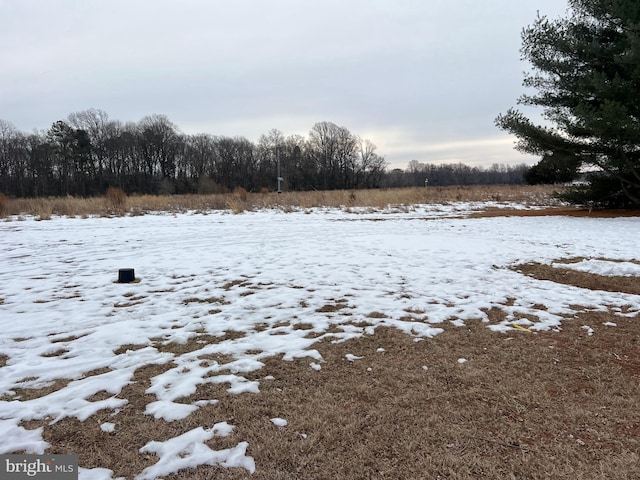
[581,325,595,336]
[137,425,255,479]
[345,354,364,362]
[553,258,640,277]
[270,418,288,427]
[100,422,115,433]
[1,203,639,478]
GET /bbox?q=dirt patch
[515,262,640,295]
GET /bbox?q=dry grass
[515,261,640,296]
[3,194,640,478]
[2,185,560,218]
[16,310,640,479]
[105,187,127,212]
[0,192,8,217]
[470,206,640,219]
[11,267,640,479]
[200,315,640,480]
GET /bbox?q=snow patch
[137,426,255,479]
[270,418,288,427]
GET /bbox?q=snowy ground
[0,203,639,479]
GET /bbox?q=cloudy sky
[1,0,568,169]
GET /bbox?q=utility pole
[276,145,283,193]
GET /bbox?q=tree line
[382,160,528,188]
[0,109,531,198]
[0,110,388,197]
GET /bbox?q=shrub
[197,177,226,195]
[556,173,636,209]
[233,187,248,202]
[105,187,127,211]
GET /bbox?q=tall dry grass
[105,187,127,212]
[0,192,8,217]
[1,185,560,219]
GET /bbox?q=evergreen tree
[524,151,582,185]
[496,0,640,207]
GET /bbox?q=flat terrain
[0,196,639,479]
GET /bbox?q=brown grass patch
[316,298,351,313]
[50,334,86,343]
[292,323,314,331]
[222,279,251,290]
[45,360,245,478]
[40,348,69,358]
[183,296,229,305]
[470,206,640,219]
[4,378,72,402]
[35,362,179,478]
[6,307,640,478]
[105,187,127,212]
[0,192,8,217]
[0,354,7,368]
[182,315,640,480]
[152,332,246,356]
[113,300,144,308]
[515,262,640,295]
[198,353,235,365]
[113,344,148,355]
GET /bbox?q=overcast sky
[1,0,568,169]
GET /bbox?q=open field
[1,193,639,479]
[1,185,560,219]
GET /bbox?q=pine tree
[496,0,640,207]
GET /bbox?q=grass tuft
[105,187,127,213]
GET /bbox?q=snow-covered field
[1,203,639,479]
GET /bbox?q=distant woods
[0,109,527,198]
